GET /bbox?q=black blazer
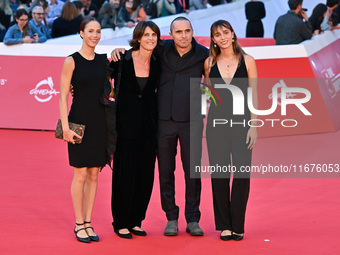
[110,49,160,139]
[157,38,209,122]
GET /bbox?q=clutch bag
[55,119,85,144]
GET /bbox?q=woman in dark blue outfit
[110,21,161,239]
[204,20,258,241]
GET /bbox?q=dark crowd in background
[1,0,339,44]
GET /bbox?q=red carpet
[1,128,339,255]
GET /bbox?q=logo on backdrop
[201,79,311,116]
[268,79,297,105]
[0,79,7,86]
[321,68,340,99]
[30,77,59,103]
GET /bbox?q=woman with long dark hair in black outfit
[309,3,328,34]
[110,21,161,239]
[204,20,258,241]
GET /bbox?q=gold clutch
[54,119,85,144]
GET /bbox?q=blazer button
[138,94,142,98]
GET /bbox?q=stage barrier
[0,30,339,137]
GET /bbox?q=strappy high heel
[84,221,99,242]
[74,222,91,243]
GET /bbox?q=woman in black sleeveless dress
[110,21,161,239]
[204,20,258,241]
[59,18,108,243]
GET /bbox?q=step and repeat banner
[0,31,340,137]
[0,55,64,130]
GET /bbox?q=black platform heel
[74,222,91,243]
[84,221,99,242]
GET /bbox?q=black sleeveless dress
[67,52,107,168]
[206,56,251,234]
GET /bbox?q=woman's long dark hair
[121,0,139,10]
[209,20,245,66]
[15,9,30,37]
[309,3,327,31]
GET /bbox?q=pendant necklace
[222,57,234,74]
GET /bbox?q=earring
[214,44,217,48]
[232,38,235,42]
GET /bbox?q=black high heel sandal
[84,221,99,242]
[74,222,91,243]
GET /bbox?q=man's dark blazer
[157,38,209,122]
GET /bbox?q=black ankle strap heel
[74,222,91,243]
[84,221,99,242]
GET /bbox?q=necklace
[221,57,234,74]
[136,53,150,68]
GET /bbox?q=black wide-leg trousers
[206,120,251,234]
[111,130,156,231]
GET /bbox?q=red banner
[0,56,65,130]
[1,35,339,137]
[254,57,335,137]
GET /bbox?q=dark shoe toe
[186,222,204,236]
[130,228,147,236]
[164,220,178,236]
